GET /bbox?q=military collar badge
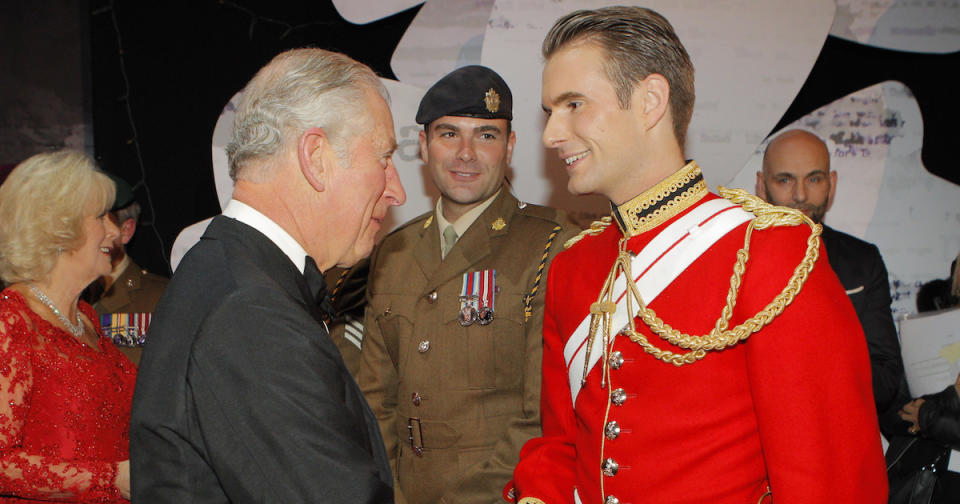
[491,217,506,231]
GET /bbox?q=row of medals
[457,294,493,327]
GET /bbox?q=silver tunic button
[611,388,627,406]
[608,351,624,370]
[427,290,438,303]
[411,392,422,406]
[418,340,430,353]
[605,496,620,504]
[604,421,621,440]
[602,458,619,477]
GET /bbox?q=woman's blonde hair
[0,150,115,284]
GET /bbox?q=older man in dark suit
[130,48,406,503]
[757,128,905,435]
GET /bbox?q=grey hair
[114,200,141,224]
[543,6,695,148]
[226,48,389,182]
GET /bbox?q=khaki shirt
[359,191,580,504]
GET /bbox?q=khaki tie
[441,225,458,259]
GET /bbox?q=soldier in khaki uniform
[324,258,369,376]
[359,66,580,504]
[91,175,168,365]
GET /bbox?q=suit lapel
[413,216,442,280]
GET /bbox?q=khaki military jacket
[359,191,579,504]
[94,258,169,365]
[324,259,369,377]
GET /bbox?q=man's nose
[793,181,808,203]
[542,115,565,149]
[457,139,476,162]
[385,161,406,206]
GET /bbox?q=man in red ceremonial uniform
[511,6,887,504]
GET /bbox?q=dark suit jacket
[821,225,905,429]
[130,216,393,503]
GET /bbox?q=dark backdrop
[89,1,959,277]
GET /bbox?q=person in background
[89,174,168,365]
[893,251,960,503]
[324,258,369,376]
[757,128,906,437]
[359,65,579,504]
[0,150,136,502]
[512,7,886,503]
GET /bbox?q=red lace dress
[0,289,136,502]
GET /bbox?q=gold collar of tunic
[611,161,707,238]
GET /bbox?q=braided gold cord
[524,225,562,321]
[591,187,822,368]
[564,216,612,249]
[329,268,351,304]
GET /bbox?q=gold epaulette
[581,186,822,372]
[563,216,612,249]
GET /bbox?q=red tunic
[513,191,887,504]
[0,289,136,502]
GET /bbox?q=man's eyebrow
[432,122,459,133]
[548,91,586,107]
[474,124,503,134]
[769,171,796,179]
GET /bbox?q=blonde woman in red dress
[0,150,136,502]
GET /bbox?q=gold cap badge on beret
[484,88,500,113]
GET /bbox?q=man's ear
[826,170,838,212]
[418,129,429,163]
[505,130,517,164]
[298,127,330,192]
[637,73,670,132]
[755,171,767,201]
[120,218,136,245]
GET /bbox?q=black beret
[416,65,513,126]
[107,173,136,212]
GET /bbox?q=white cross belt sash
[563,198,753,406]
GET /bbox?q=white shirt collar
[222,199,309,274]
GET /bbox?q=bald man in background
[757,129,906,437]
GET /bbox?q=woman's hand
[115,460,130,500]
[899,398,926,434]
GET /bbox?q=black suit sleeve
[186,289,392,503]
[861,244,903,414]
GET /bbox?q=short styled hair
[0,150,115,284]
[543,6,695,147]
[226,48,389,182]
[113,201,141,225]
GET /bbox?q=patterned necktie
[441,225,458,259]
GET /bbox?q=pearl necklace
[28,284,84,338]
